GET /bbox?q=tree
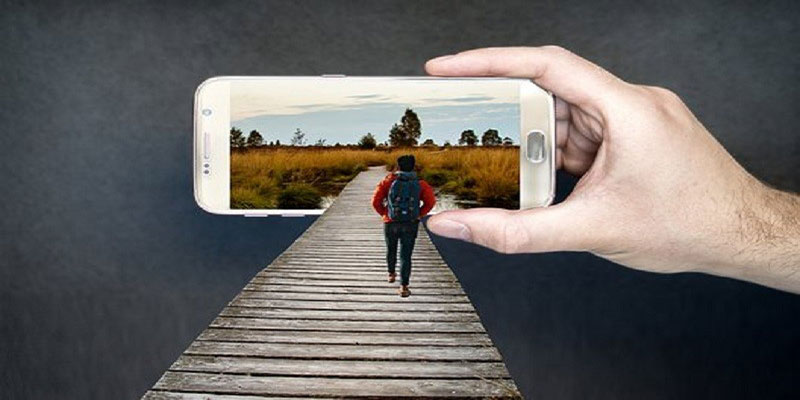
[358,132,377,149]
[314,138,326,146]
[422,138,436,147]
[481,129,501,146]
[275,139,281,146]
[268,140,275,146]
[458,129,477,146]
[290,128,306,146]
[246,130,264,147]
[443,140,452,147]
[389,108,422,146]
[502,136,514,146]
[230,127,245,148]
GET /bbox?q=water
[430,192,478,213]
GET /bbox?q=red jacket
[372,173,436,223]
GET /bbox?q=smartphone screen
[227,79,522,211]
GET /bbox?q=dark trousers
[384,220,419,286]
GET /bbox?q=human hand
[425,46,800,293]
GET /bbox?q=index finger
[425,46,631,112]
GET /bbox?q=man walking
[372,155,436,297]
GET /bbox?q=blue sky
[231,102,519,145]
[229,78,521,145]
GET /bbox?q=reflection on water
[431,192,477,213]
[320,195,336,209]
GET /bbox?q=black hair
[397,154,415,172]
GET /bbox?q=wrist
[711,179,800,292]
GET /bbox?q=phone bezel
[194,76,555,216]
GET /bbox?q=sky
[230,79,520,145]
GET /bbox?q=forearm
[708,182,800,293]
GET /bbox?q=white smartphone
[194,76,555,216]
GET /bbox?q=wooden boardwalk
[143,167,521,399]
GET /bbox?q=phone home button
[526,130,545,163]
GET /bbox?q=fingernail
[429,217,472,241]
[428,54,455,63]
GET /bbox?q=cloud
[230,79,520,120]
[346,94,382,99]
[290,103,338,109]
[422,95,496,103]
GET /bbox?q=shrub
[278,184,322,209]
[421,169,456,187]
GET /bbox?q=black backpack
[387,171,421,222]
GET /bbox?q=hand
[425,46,800,293]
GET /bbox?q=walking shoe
[388,273,396,283]
[399,285,410,297]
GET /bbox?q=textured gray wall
[1,1,798,399]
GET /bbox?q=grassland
[230,146,519,209]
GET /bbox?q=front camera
[202,108,212,116]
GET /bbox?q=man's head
[396,154,415,172]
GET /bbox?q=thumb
[426,201,595,254]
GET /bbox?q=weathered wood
[197,328,493,346]
[260,271,457,281]
[153,372,519,398]
[209,316,485,333]
[143,167,520,399]
[220,306,479,321]
[235,291,469,303]
[243,284,466,295]
[169,355,511,378]
[250,277,457,288]
[231,298,477,312]
[184,341,502,361]
[143,392,324,400]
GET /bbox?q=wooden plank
[143,392,324,400]
[260,272,457,282]
[231,298,476,312]
[250,277,457,288]
[219,307,479,321]
[278,254,442,260]
[154,372,520,398]
[263,267,453,275]
[184,341,502,361]
[170,355,511,378]
[243,284,465,295]
[210,316,485,333]
[284,247,441,253]
[269,262,448,269]
[197,328,493,346]
[235,291,469,303]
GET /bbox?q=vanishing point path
[143,167,521,399]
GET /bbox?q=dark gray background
[1,0,798,399]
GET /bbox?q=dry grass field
[230,146,519,209]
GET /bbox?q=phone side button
[244,214,269,218]
[281,214,307,217]
[321,74,346,78]
[203,132,211,160]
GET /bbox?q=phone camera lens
[202,108,212,116]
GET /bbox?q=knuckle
[647,85,683,105]
[636,85,689,120]
[540,45,572,57]
[498,213,530,254]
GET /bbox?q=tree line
[231,108,515,149]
